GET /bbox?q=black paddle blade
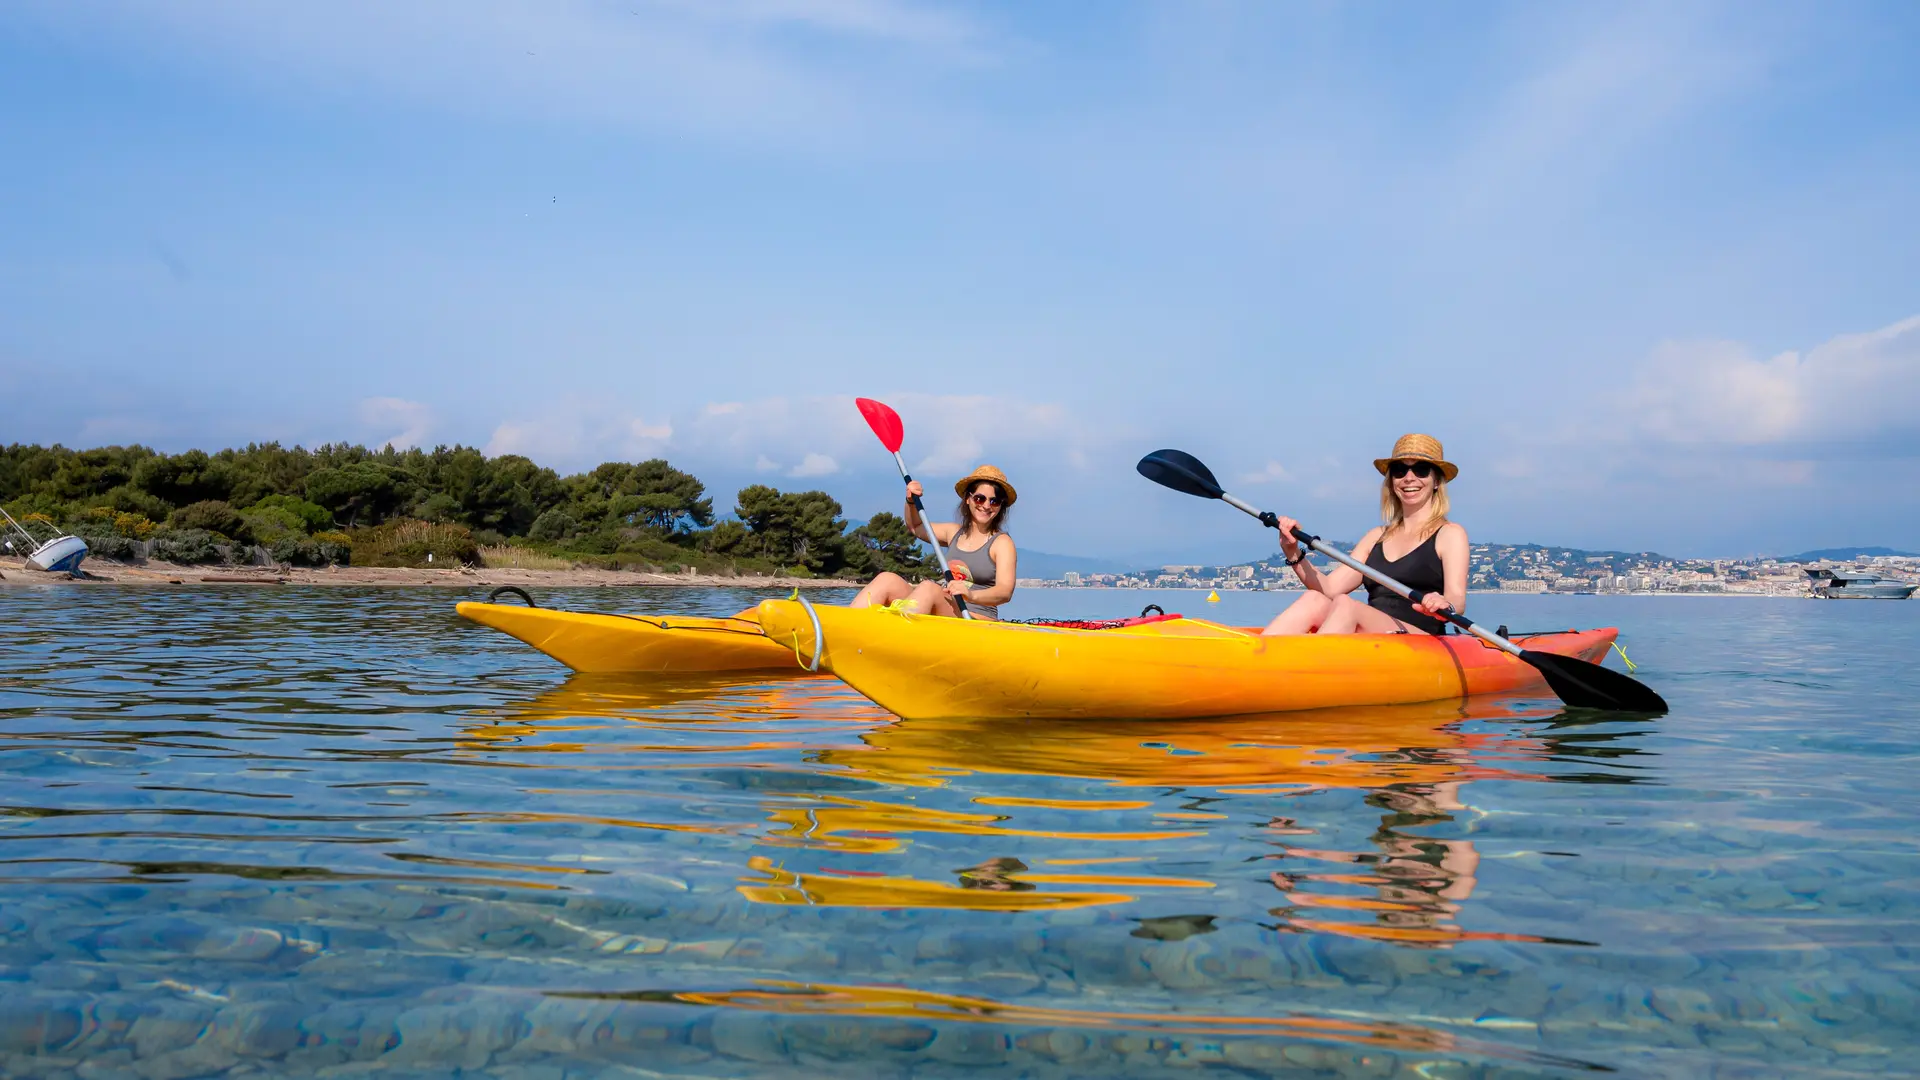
[1138,449,1225,500]
[1522,651,1669,713]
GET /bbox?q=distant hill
[1016,550,1140,579]
[1777,546,1918,563]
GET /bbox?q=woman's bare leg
[906,579,961,618]
[1316,596,1428,634]
[1262,591,1333,635]
[1345,598,1417,634]
[850,572,910,609]
[1318,594,1366,634]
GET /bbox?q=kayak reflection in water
[850,464,1019,621]
[1263,434,1468,636]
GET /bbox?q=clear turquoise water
[1,585,1914,1078]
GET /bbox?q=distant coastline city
[1017,544,1920,598]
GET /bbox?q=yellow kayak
[754,598,1618,720]
[455,600,1194,675]
[455,602,796,673]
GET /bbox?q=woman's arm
[1277,517,1369,597]
[956,535,1018,607]
[902,481,932,543]
[1420,523,1469,616]
[901,481,958,546]
[1322,533,1376,597]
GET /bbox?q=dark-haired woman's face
[965,483,1004,525]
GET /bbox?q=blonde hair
[1381,475,1450,539]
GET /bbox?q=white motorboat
[1805,567,1916,600]
[1,508,90,573]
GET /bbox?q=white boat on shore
[1805,567,1916,600]
[1,508,90,574]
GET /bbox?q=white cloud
[788,452,839,477]
[1239,460,1290,485]
[484,398,673,461]
[1473,313,1920,528]
[358,396,434,449]
[1625,314,1920,446]
[482,391,1113,482]
[630,418,674,442]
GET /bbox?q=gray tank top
[942,530,1007,620]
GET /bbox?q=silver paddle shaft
[1220,492,1521,657]
[894,449,971,619]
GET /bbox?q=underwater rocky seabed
[0,586,1913,1078]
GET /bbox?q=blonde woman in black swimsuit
[849,465,1019,620]
[1261,434,1468,636]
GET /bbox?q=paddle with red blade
[857,397,971,618]
[1136,448,1667,713]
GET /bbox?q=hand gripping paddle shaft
[857,397,971,618]
[1136,448,1667,713]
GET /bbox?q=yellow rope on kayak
[879,598,919,619]
[1610,640,1638,673]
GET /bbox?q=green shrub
[347,519,479,568]
[615,535,695,564]
[528,509,578,543]
[169,500,246,541]
[103,485,172,521]
[73,534,143,562]
[113,512,157,539]
[250,494,332,533]
[413,492,460,523]
[565,529,620,555]
[270,534,351,567]
[64,507,118,534]
[150,528,225,565]
[240,505,308,545]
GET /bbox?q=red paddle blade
[855,397,904,454]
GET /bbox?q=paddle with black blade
[856,397,972,619]
[1136,448,1668,713]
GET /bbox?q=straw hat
[1373,434,1458,482]
[954,464,1018,506]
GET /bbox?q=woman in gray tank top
[850,464,1019,620]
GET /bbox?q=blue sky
[2,1,1916,563]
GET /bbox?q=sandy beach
[0,555,853,590]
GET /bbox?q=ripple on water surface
[0,586,1915,1077]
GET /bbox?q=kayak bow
[455,602,795,673]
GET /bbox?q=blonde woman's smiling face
[1389,461,1438,505]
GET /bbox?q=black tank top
[1364,529,1448,635]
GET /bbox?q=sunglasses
[1388,461,1440,479]
[969,493,1003,507]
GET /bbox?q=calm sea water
[1,585,1914,1078]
